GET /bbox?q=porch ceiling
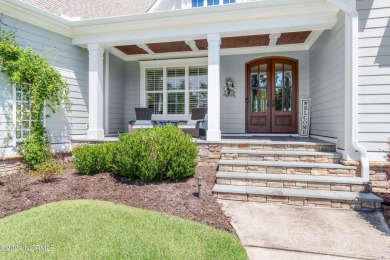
[114,31,312,56]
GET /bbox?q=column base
[206,129,221,141]
[87,129,105,140]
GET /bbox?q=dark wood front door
[246,57,298,133]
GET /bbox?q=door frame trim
[245,56,299,133]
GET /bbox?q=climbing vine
[0,27,70,169]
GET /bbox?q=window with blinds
[144,65,208,115]
[145,68,163,114]
[167,67,185,114]
[189,66,208,112]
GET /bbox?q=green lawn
[0,200,247,259]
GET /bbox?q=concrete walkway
[219,200,390,260]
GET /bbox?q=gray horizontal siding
[0,77,15,155]
[220,51,310,134]
[0,15,89,155]
[309,11,345,149]
[357,0,390,161]
[108,54,126,134]
[124,61,141,130]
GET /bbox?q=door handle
[245,98,248,104]
[266,99,269,107]
[272,100,275,107]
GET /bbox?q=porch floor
[197,135,333,145]
[71,135,333,145]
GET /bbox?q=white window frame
[12,84,46,146]
[181,0,240,9]
[140,58,208,120]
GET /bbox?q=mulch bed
[0,167,234,232]
[376,192,390,229]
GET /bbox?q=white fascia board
[72,12,337,47]
[71,0,338,46]
[139,57,208,67]
[125,50,208,62]
[0,0,72,37]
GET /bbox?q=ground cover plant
[32,159,66,182]
[0,200,247,259]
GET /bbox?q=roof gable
[21,0,157,20]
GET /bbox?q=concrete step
[216,171,368,192]
[221,149,341,163]
[212,140,336,152]
[212,184,383,210]
[218,160,358,177]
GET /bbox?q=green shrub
[112,125,198,182]
[32,159,65,182]
[18,126,51,170]
[72,142,115,175]
[0,178,3,185]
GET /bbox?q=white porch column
[206,33,221,141]
[87,43,105,139]
[327,0,369,181]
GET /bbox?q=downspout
[326,0,369,182]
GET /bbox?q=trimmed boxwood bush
[112,125,198,181]
[72,126,198,181]
[72,142,115,175]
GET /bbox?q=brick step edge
[218,160,357,169]
[221,149,342,157]
[216,171,365,183]
[216,172,369,192]
[212,184,383,210]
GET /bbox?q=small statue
[223,77,235,97]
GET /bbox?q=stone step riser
[221,154,341,164]
[222,144,336,152]
[216,178,366,192]
[214,192,381,210]
[218,165,357,177]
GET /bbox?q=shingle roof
[21,0,157,20]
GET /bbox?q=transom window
[191,0,234,7]
[192,0,204,7]
[143,62,208,116]
[207,0,219,6]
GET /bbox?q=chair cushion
[187,119,199,126]
[178,125,195,129]
[133,120,154,126]
[133,125,154,129]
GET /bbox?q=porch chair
[178,108,208,138]
[128,108,157,132]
